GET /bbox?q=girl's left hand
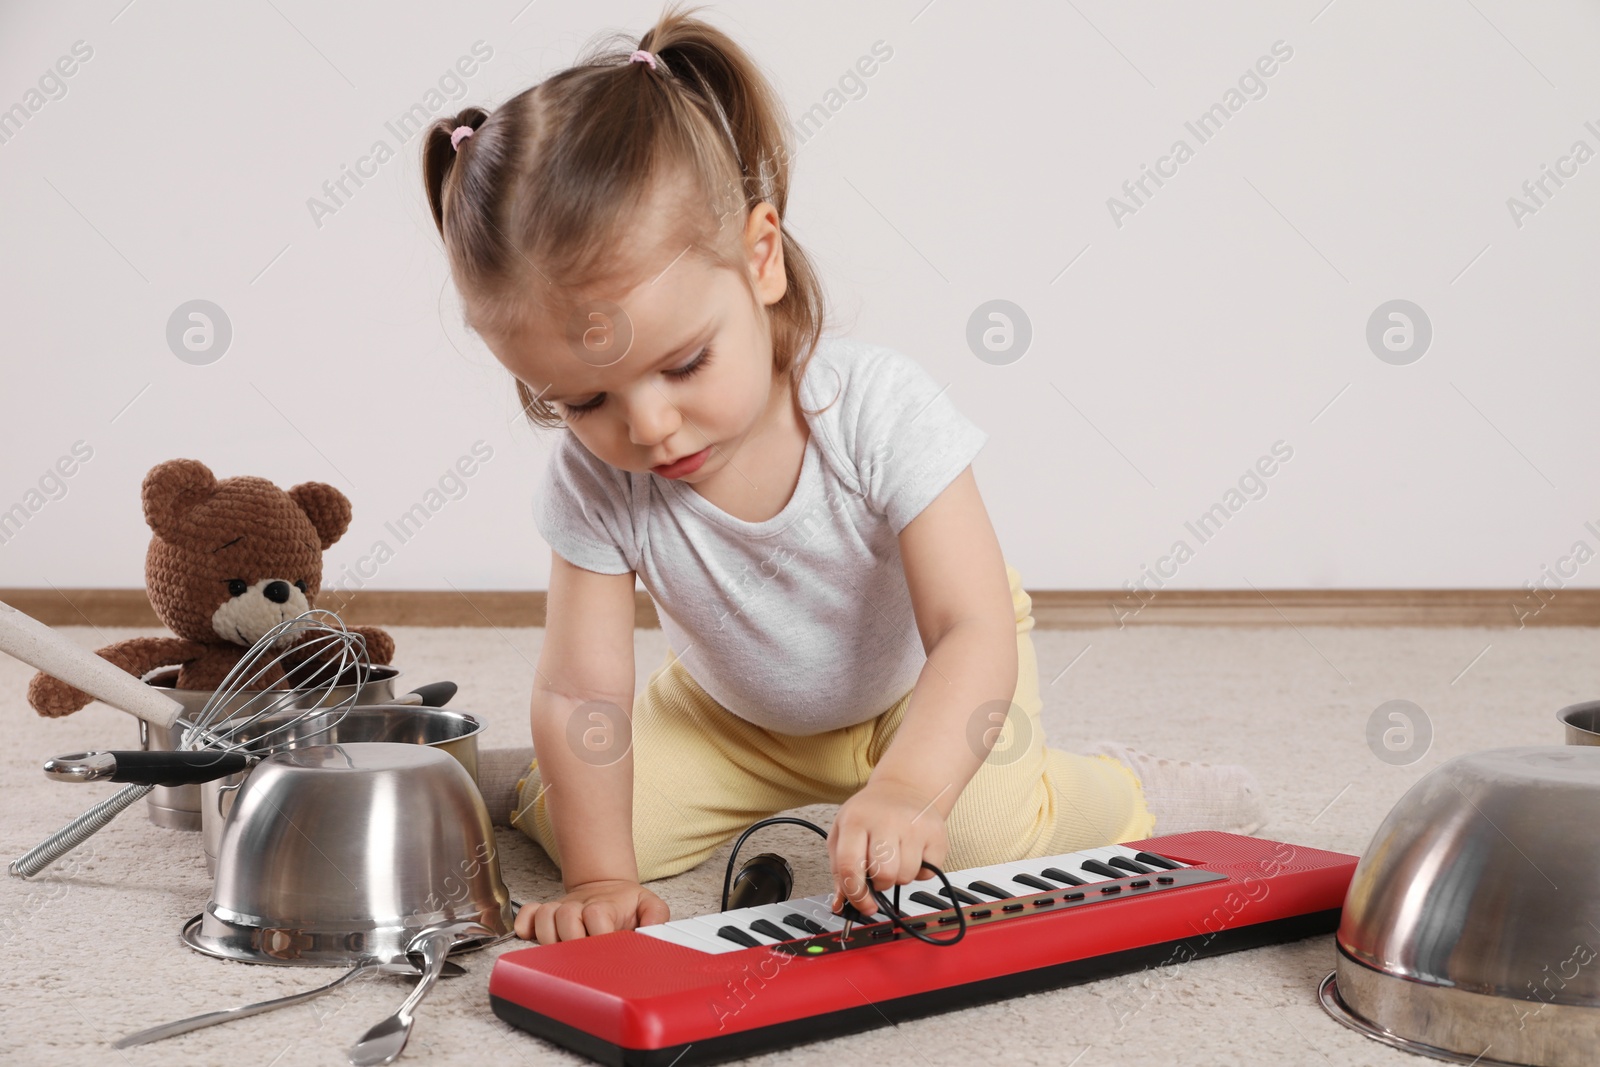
[828,778,949,917]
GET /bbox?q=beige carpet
[2,622,1592,1066]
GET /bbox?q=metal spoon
[112,955,467,1048]
[347,920,493,1066]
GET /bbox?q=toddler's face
[489,210,788,487]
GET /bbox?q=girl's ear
[142,459,217,539]
[288,481,353,550]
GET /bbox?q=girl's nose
[626,389,681,447]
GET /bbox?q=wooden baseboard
[2,587,1593,629]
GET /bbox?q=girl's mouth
[652,446,712,479]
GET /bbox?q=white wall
[2,0,1597,596]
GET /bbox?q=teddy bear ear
[288,481,352,550]
[142,459,217,539]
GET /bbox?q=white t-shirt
[532,335,988,735]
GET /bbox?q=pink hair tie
[450,125,475,152]
[629,49,657,70]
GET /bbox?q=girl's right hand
[515,878,671,944]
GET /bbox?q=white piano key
[784,897,847,931]
[637,921,744,955]
[675,915,766,948]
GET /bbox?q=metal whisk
[11,610,373,878]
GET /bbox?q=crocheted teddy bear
[27,458,395,716]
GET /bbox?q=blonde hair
[422,3,826,427]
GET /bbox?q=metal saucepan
[1558,699,1600,746]
[47,702,486,874]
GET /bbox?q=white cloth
[532,336,988,734]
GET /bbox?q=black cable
[720,815,967,948]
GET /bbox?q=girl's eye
[559,347,710,421]
[562,394,606,419]
[666,347,713,380]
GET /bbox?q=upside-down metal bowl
[1319,746,1600,1066]
[200,703,486,873]
[184,741,516,967]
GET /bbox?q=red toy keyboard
[490,831,1357,1066]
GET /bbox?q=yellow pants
[510,564,1155,883]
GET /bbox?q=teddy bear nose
[263,581,292,604]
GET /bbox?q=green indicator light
[806,944,825,954]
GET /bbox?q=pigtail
[640,7,786,216]
[639,4,826,384]
[423,107,490,237]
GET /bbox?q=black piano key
[938,885,984,906]
[718,925,763,948]
[782,913,828,935]
[1108,856,1155,875]
[967,880,1014,900]
[1134,851,1182,870]
[1002,904,1024,912]
[910,891,950,910]
[1041,867,1087,886]
[1013,873,1056,892]
[1080,859,1125,880]
[748,919,793,942]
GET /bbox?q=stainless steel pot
[1319,746,1600,1066]
[187,742,515,967]
[1558,699,1600,746]
[137,664,401,830]
[200,703,485,874]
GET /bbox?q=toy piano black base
[490,831,1358,1067]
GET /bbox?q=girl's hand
[515,878,671,944]
[828,778,949,918]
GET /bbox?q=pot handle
[215,777,244,818]
[44,750,253,786]
[395,681,457,708]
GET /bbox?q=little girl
[422,5,1266,945]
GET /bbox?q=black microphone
[726,851,793,909]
